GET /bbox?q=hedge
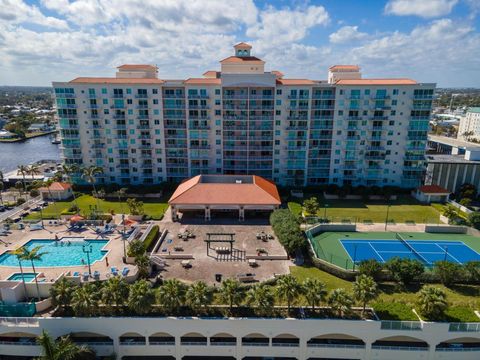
[270,209,306,255]
[144,225,160,253]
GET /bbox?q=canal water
[0,135,61,173]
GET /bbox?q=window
[215,110,221,116]
[154,120,160,125]
[153,99,158,104]
[276,99,282,106]
[88,88,95,95]
[276,89,282,95]
[103,99,108,105]
[153,89,158,94]
[339,89,344,95]
[101,88,107,94]
[127,99,132,104]
[365,89,370,95]
[338,110,343,116]
[215,89,220,95]
[393,89,399,95]
[276,110,281,115]
[104,109,109,114]
[391,100,397,106]
[215,120,221,126]
[215,99,220,106]
[126,88,132,94]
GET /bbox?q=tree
[59,164,79,207]
[102,276,129,312]
[81,166,103,214]
[270,209,306,254]
[303,197,319,216]
[246,284,274,315]
[417,286,448,319]
[464,261,480,283]
[219,278,243,314]
[302,278,327,312]
[50,277,76,312]
[37,330,94,360]
[443,205,458,221]
[185,281,212,314]
[18,245,48,300]
[126,198,145,216]
[71,284,99,317]
[358,259,383,281]
[276,274,302,314]
[434,261,465,286]
[353,275,378,316]
[10,248,29,296]
[128,279,155,315]
[468,212,480,230]
[328,288,353,318]
[0,180,4,205]
[28,164,41,181]
[458,183,476,201]
[17,165,29,191]
[134,254,150,279]
[157,279,185,314]
[385,257,424,286]
[127,239,146,258]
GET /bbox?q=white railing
[449,323,480,332]
[380,320,423,331]
[0,317,39,327]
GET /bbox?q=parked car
[31,206,42,212]
[0,206,5,212]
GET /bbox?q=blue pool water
[7,273,37,282]
[0,239,109,267]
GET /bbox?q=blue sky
[0,0,479,87]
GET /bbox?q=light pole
[323,204,329,223]
[384,204,391,231]
[443,246,449,261]
[121,214,127,259]
[82,243,93,277]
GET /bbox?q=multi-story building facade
[53,42,435,188]
[458,107,480,141]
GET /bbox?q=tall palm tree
[219,278,243,314]
[417,285,448,319]
[17,165,29,191]
[0,172,4,205]
[50,277,76,313]
[102,276,129,313]
[28,164,41,181]
[157,279,185,314]
[185,281,212,314]
[59,164,79,207]
[18,246,47,301]
[116,187,128,216]
[71,283,99,317]
[328,288,353,318]
[81,166,103,215]
[128,279,155,315]
[353,274,378,316]
[276,274,302,314]
[303,278,327,312]
[246,284,274,316]
[36,330,94,360]
[10,248,28,296]
[134,254,150,279]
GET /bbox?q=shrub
[143,225,160,253]
[357,259,383,280]
[303,197,319,216]
[434,261,465,286]
[16,198,26,205]
[68,204,80,213]
[270,209,306,255]
[385,257,424,286]
[29,189,39,198]
[468,212,480,230]
[127,239,146,258]
[459,198,472,207]
[417,286,448,320]
[127,198,144,215]
[464,261,480,283]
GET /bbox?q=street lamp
[121,214,127,259]
[323,204,329,223]
[82,243,93,277]
[384,204,391,231]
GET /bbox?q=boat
[51,133,61,144]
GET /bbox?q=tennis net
[395,233,429,265]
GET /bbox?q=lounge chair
[111,267,119,276]
[82,272,89,281]
[73,271,80,277]
[93,270,100,280]
[121,267,130,276]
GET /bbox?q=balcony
[190,144,210,149]
[137,115,149,120]
[188,94,209,99]
[189,105,209,109]
[371,95,391,100]
[112,93,124,99]
[58,114,78,119]
[57,93,75,98]
[312,94,335,99]
[136,105,149,109]
[135,94,149,99]
[112,114,126,120]
[413,94,434,100]
[249,94,274,99]
[136,125,150,130]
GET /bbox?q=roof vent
[235,180,242,184]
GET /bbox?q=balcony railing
[449,323,480,332]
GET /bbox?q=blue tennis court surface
[341,239,480,266]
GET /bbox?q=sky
[0,0,479,87]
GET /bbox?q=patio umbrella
[70,215,85,222]
[122,218,137,227]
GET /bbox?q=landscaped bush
[468,212,480,230]
[372,301,417,321]
[16,198,26,205]
[270,209,306,255]
[127,239,146,258]
[385,257,424,286]
[29,189,39,198]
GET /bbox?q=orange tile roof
[417,184,450,194]
[276,79,316,85]
[39,182,72,192]
[169,175,281,206]
[69,77,165,84]
[184,78,221,85]
[117,64,158,71]
[329,65,360,71]
[234,42,252,49]
[220,56,264,63]
[335,78,417,85]
[271,70,284,78]
[202,70,220,78]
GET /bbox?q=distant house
[414,184,450,204]
[0,130,16,139]
[28,123,52,133]
[39,182,73,200]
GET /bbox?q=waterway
[0,135,61,173]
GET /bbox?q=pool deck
[0,224,132,282]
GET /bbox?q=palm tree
[219,278,243,314]
[18,246,47,301]
[10,248,28,296]
[276,274,302,314]
[246,284,274,316]
[417,285,448,319]
[37,330,94,360]
[28,164,41,181]
[0,180,4,205]
[102,276,129,313]
[353,274,378,316]
[116,187,128,216]
[328,288,353,318]
[134,254,150,278]
[50,277,76,313]
[128,279,155,315]
[71,283,99,317]
[17,165,29,191]
[59,164,79,207]
[81,166,103,215]
[303,278,327,312]
[157,279,185,314]
[185,281,212,314]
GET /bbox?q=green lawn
[25,194,168,220]
[290,265,480,322]
[289,196,441,224]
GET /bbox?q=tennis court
[341,235,480,266]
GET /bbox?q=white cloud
[329,26,368,44]
[0,0,69,29]
[385,0,459,18]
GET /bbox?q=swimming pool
[7,273,37,282]
[0,239,109,267]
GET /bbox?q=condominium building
[458,107,480,141]
[53,42,435,188]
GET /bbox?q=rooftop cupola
[234,42,252,57]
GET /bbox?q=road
[0,198,42,223]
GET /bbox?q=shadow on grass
[448,284,480,297]
[378,282,422,295]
